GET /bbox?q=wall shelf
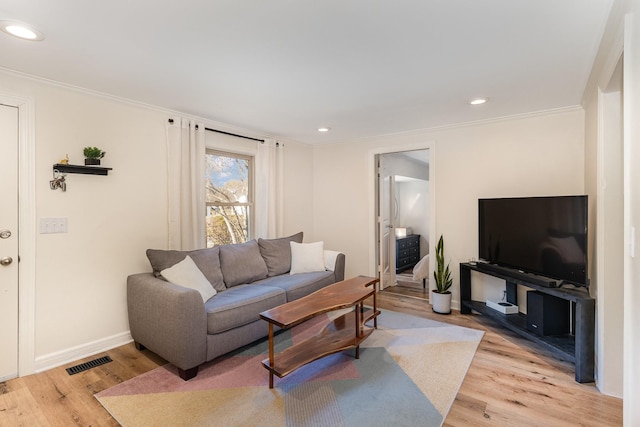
[53,164,112,176]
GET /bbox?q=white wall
[22,77,169,367]
[0,70,315,373]
[583,0,640,419]
[397,179,430,257]
[624,8,640,422]
[581,0,640,407]
[281,141,315,239]
[313,108,585,308]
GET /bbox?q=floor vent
[66,355,112,375]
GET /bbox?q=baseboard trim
[34,331,132,373]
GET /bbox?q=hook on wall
[50,169,66,192]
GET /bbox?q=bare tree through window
[205,150,253,247]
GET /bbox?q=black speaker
[526,291,570,336]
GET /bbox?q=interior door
[378,169,396,289]
[0,103,19,381]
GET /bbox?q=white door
[378,169,396,289]
[0,103,19,381]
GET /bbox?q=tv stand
[460,262,594,383]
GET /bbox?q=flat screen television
[478,195,588,287]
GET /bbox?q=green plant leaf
[433,234,452,293]
[83,146,105,159]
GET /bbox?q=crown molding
[315,105,584,149]
[0,66,277,144]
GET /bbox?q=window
[205,149,253,247]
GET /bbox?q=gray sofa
[127,232,345,380]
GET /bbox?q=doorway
[0,103,19,381]
[375,149,431,296]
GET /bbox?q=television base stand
[460,262,594,383]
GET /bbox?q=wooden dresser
[396,234,420,273]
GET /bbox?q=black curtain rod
[204,127,265,143]
[167,118,264,143]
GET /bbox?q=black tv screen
[478,195,588,287]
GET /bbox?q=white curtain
[255,138,284,239]
[165,117,206,250]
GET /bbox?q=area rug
[96,309,483,427]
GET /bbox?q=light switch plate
[39,217,68,234]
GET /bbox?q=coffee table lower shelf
[261,310,373,381]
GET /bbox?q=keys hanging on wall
[50,169,66,192]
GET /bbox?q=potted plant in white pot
[432,235,453,314]
[83,146,106,165]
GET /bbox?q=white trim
[318,106,583,148]
[0,91,36,376]
[595,87,606,393]
[0,66,273,144]
[595,86,625,398]
[34,332,133,373]
[623,12,639,425]
[582,7,625,107]
[367,140,437,296]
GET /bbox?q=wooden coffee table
[259,275,379,388]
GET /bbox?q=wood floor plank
[0,378,49,426]
[376,290,622,426]
[0,289,622,426]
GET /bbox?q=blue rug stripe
[331,347,443,427]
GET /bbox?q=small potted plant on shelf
[432,234,453,314]
[83,146,106,166]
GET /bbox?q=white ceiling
[0,1,613,144]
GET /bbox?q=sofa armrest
[127,273,207,371]
[334,253,345,282]
[324,250,345,282]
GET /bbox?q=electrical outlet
[39,217,68,234]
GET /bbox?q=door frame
[0,90,36,376]
[595,58,624,397]
[377,171,396,289]
[368,141,436,292]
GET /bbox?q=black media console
[459,262,595,383]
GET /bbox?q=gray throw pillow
[146,246,226,292]
[258,232,304,276]
[219,240,268,287]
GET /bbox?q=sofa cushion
[160,255,217,302]
[146,247,226,292]
[258,232,303,277]
[253,270,336,302]
[290,241,325,274]
[204,284,285,334]
[219,240,268,287]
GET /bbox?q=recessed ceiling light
[317,127,331,132]
[0,20,44,41]
[470,98,488,105]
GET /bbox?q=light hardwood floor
[384,272,429,300]
[0,289,622,426]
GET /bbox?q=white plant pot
[431,290,452,314]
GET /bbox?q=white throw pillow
[290,241,325,274]
[160,255,217,302]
